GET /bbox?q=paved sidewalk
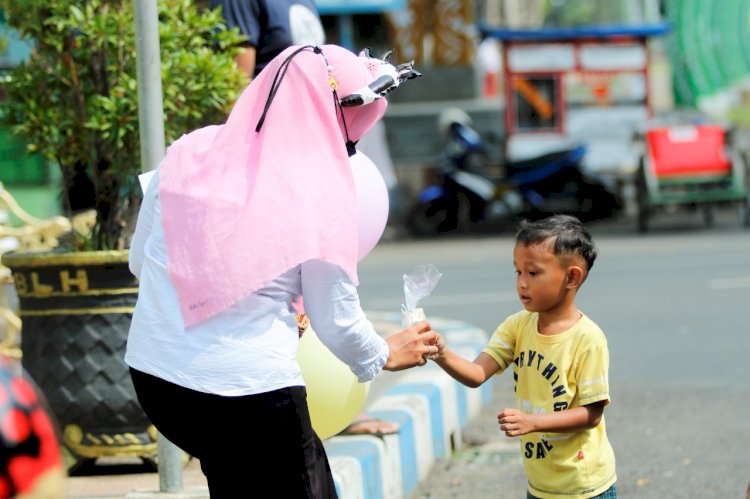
[66,458,207,499]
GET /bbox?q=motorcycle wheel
[635,161,650,233]
[577,183,624,222]
[408,193,469,237]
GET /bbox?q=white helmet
[437,107,473,138]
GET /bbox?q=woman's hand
[383,322,437,371]
[296,313,310,337]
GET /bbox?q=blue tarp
[316,0,405,15]
[480,22,671,41]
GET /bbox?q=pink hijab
[159,45,388,326]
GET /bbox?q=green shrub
[0,0,247,249]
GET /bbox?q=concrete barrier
[326,315,492,499]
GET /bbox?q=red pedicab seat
[636,124,749,231]
[645,125,731,179]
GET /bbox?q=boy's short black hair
[515,215,598,271]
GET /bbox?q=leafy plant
[0,0,247,249]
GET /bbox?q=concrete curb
[325,313,492,499]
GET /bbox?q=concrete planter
[1,250,155,470]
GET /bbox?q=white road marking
[707,277,750,290]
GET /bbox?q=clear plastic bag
[401,264,442,327]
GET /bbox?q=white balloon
[350,151,389,260]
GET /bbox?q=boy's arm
[498,401,606,437]
[433,350,499,388]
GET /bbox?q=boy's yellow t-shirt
[482,310,616,499]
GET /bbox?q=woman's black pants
[130,368,337,498]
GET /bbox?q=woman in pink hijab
[125,44,434,497]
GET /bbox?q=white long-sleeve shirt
[125,168,389,396]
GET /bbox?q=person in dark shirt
[210,0,325,77]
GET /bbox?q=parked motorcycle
[408,109,624,236]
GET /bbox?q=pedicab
[634,124,750,232]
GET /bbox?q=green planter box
[0,123,48,185]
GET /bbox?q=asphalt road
[357,208,750,499]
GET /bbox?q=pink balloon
[350,151,389,260]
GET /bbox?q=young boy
[432,214,616,498]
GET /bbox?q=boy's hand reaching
[426,332,445,361]
[498,408,534,437]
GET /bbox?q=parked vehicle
[632,124,750,232]
[408,109,624,236]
